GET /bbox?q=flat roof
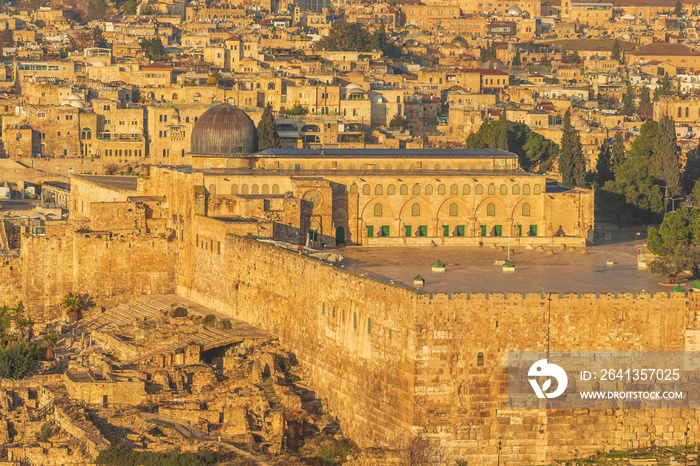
[256,148,518,158]
[80,175,139,191]
[336,228,669,293]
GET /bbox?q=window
[512,185,520,195]
[500,184,507,195]
[450,184,458,195]
[252,185,259,194]
[81,128,91,140]
[353,312,357,329]
[463,184,471,195]
[413,184,420,195]
[241,184,249,194]
[487,203,495,216]
[367,317,371,334]
[350,184,358,193]
[362,185,370,195]
[449,203,458,216]
[476,184,483,195]
[388,184,395,195]
[272,184,280,194]
[374,203,383,217]
[523,184,531,195]
[375,185,383,195]
[438,184,446,195]
[412,203,420,216]
[400,184,408,195]
[534,184,541,195]
[522,203,531,216]
[488,184,495,195]
[477,352,484,366]
[425,184,433,195]
[231,185,238,194]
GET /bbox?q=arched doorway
[336,226,345,245]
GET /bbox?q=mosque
[73,103,595,248]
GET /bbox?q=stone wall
[0,256,22,306]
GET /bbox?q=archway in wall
[336,226,345,245]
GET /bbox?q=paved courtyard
[336,227,680,293]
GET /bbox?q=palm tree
[11,302,24,322]
[25,318,34,341]
[43,334,59,360]
[63,292,86,323]
[5,332,17,348]
[0,304,11,339]
[15,317,28,340]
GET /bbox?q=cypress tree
[596,139,612,183]
[511,47,521,67]
[611,39,621,61]
[611,130,625,175]
[558,108,586,187]
[495,110,509,150]
[257,104,281,150]
[683,145,700,194]
[654,115,682,196]
[622,85,636,116]
[638,86,653,120]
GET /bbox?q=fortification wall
[176,230,700,464]
[0,257,22,306]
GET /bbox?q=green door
[456,225,465,237]
[381,225,390,237]
[480,225,487,237]
[405,225,412,237]
[494,225,502,237]
[335,226,345,245]
[517,225,522,237]
[309,229,318,241]
[443,225,450,237]
[529,225,538,237]
[367,225,374,237]
[419,225,427,237]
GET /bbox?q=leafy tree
[674,0,683,16]
[558,108,586,187]
[122,0,138,15]
[611,130,626,175]
[482,41,498,62]
[140,37,166,61]
[389,115,406,130]
[465,119,559,172]
[43,334,58,360]
[206,70,221,86]
[622,85,636,116]
[314,22,378,52]
[68,27,106,51]
[0,341,43,380]
[654,74,674,100]
[682,144,700,194]
[567,51,581,64]
[596,139,612,183]
[511,47,521,67]
[637,86,653,120]
[611,39,621,61]
[281,104,307,116]
[141,4,154,14]
[84,0,110,22]
[0,29,14,49]
[692,178,700,205]
[654,115,682,196]
[257,104,281,151]
[648,208,700,281]
[628,120,659,159]
[540,54,551,66]
[63,292,86,323]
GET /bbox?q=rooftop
[256,148,517,158]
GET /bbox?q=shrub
[170,307,188,318]
[0,341,44,380]
[218,319,233,330]
[39,423,53,441]
[202,314,217,326]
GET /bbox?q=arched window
[425,184,433,195]
[433,164,440,170]
[413,184,420,195]
[81,128,92,140]
[449,203,458,216]
[350,184,358,193]
[450,184,458,195]
[534,184,542,195]
[268,82,276,90]
[252,184,259,194]
[412,203,420,216]
[362,185,370,195]
[487,203,495,216]
[186,116,190,123]
[686,107,690,118]
[322,302,325,315]
[522,203,531,216]
[500,184,507,195]
[678,107,682,118]
[172,93,179,100]
[367,317,371,334]
[463,184,471,195]
[262,184,270,194]
[231,184,238,194]
[272,184,280,194]
[241,184,249,194]
[374,203,383,217]
[375,185,383,195]
[400,184,408,195]
[353,312,357,329]
[209,184,217,194]
[512,185,520,195]
[476,184,483,195]
[388,184,396,195]
[438,184,446,195]
[477,352,484,366]
[488,184,495,195]
[523,184,531,195]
